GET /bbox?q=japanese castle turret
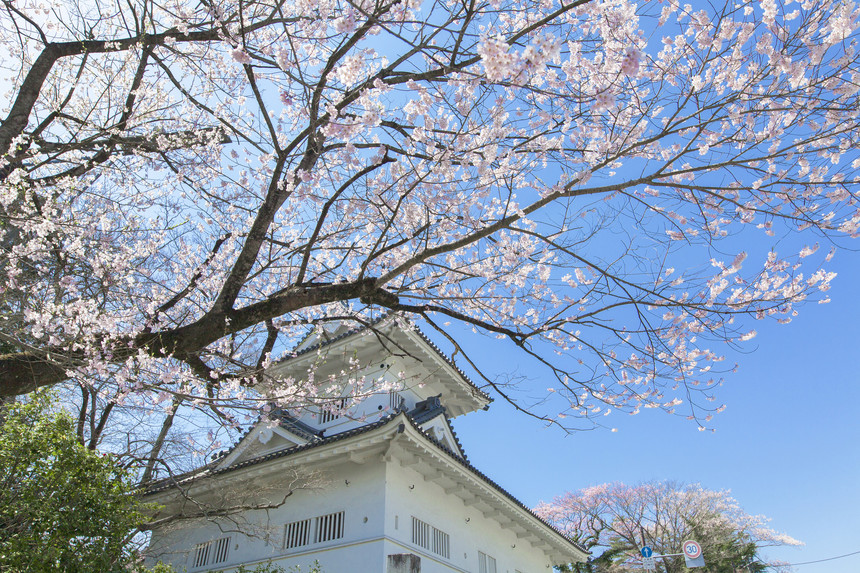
[144,316,587,572]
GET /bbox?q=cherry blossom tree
[534,481,802,573]
[1,0,859,456]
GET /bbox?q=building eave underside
[393,419,587,565]
[145,413,586,565]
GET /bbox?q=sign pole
[637,540,705,570]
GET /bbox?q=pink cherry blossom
[0,0,858,446]
[231,48,252,64]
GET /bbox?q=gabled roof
[145,413,397,496]
[274,410,323,441]
[407,395,468,461]
[272,314,492,416]
[206,396,464,470]
[144,408,587,564]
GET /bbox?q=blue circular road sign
[641,547,653,558]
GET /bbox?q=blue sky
[452,251,860,572]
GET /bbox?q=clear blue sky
[451,251,860,573]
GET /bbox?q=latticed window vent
[411,516,450,559]
[319,398,347,424]
[478,551,497,573]
[389,391,403,410]
[284,511,345,550]
[315,510,344,543]
[284,517,312,550]
[192,536,230,569]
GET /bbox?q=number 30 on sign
[683,540,705,568]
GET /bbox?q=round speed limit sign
[683,540,702,559]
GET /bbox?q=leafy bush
[0,392,148,572]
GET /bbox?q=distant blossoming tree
[534,481,802,573]
[1,0,860,471]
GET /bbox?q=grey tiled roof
[409,395,446,424]
[275,410,323,441]
[288,314,389,358]
[145,413,397,495]
[408,395,468,462]
[408,323,493,404]
[400,415,585,554]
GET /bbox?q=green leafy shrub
[0,392,147,572]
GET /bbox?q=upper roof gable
[216,396,465,468]
[408,395,467,460]
[268,314,491,418]
[215,420,317,469]
[292,321,356,353]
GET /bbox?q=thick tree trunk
[0,279,398,397]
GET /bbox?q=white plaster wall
[383,461,555,573]
[146,321,533,573]
[146,438,561,573]
[293,369,418,436]
[146,459,390,572]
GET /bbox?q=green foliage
[559,546,627,573]
[237,560,323,573]
[233,563,289,573]
[139,563,182,573]
[287,561,323,573]
[692,529,765,573]
[0,392,148,572]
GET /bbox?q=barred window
[412,516,430,548]
[319,398,347,424]
[411,516,450,559]
[284,511,345,551]
[315,510,344,543]
[432,526,450,557]
[284,517,312,550]
[192,536,230,569]
[478,551,497,573]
